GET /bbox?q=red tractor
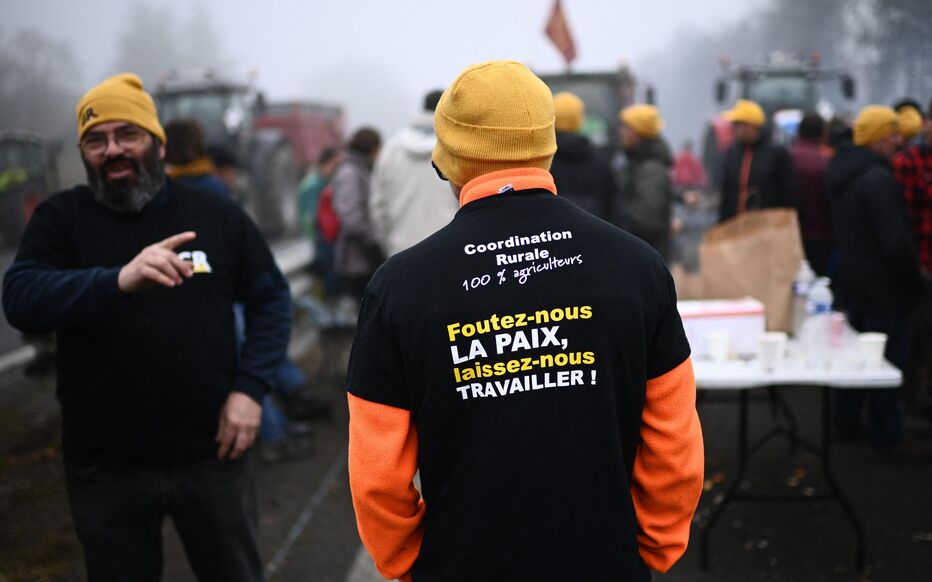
[155,71,344,240]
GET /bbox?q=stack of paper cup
[859,332,888,369]
[705,330,731,362]
[758,331,788,371]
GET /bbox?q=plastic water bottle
[806,277,833,317]
[791,260,817,337]
[802,277,833,368]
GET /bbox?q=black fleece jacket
[825,145,922,315]
[2,180,291,468]
[550,131,617,223]
[719,137,798,222]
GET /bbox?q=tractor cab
[0,131,58,249]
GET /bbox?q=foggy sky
[5,0,768,137]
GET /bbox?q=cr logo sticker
[178,250,213,274]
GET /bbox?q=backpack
[317,185,340,242]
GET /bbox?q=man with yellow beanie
[893,101,931,257]
[618,104,675,257]
[825,104,923,458]
[718,98,798,222]
[2,73,291,581]
[549,91,617,221]
[893,98,932,428]
[897,107,923,144]
[346,60,703,581]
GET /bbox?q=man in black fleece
[618,104,675,258]
[549,91,617,222]
[826,105,922,456]
[717,99,797,222]
[2,73,290,581]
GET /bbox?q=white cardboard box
[677,297,766,358]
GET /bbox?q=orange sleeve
[631,357,704,573]
[348,393,425,581]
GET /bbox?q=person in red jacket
[346,60,703,582]
[673,140,707,192]
[790,112,834,276]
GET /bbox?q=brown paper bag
[698,209,804,332]
[670,263,704,300]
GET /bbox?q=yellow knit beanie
[620,104,664,138]
[897,107,922,141]
[433,61,556,186]
[723,99,766,127]
[554,92,584,132]
[853,105,898,146]
[76,73,166,143]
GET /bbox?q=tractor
[155,70,344,240]
[537,65,648,154]
[702,53,856,188]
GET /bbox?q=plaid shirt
[894,143,932,272]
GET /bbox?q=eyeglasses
[431,160,448,182]
[80,126,148,156]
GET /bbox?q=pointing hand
[118,231,197,293]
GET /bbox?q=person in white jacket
[369,90,460,256]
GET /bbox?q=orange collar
[459,168,557,208]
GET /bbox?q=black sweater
[825,145,922,315]
[550,131,617,222]
[348,180,692,581]
[2,180,291,468]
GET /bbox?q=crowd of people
[697,97,930,459]
[0,60,929,581]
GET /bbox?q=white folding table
[693,354,901,570]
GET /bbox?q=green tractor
[537,65,646,153]
[0,130,59,250]
[703,53,856,187]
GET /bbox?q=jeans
[834,307,910,447]
[260,395,289,443]
[314,238,339,298]
[65,458,263,582]
[260,357,309,443]
[234,303,308,444]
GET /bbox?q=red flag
[545,0,577,66]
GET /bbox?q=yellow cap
[432,61,556,186]
[620,104,664,138]
[723,99,766,127]
[76,73,166,143]
[554,92,584,132]
[853,105,898,146]
[897,107,922,141]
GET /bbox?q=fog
[3,0,930,171]
[4,0,767,136]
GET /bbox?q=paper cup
[705,330,731,362]
[758,331,788,370]
[859,333,887,369]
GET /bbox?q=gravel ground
[2,336,931,582]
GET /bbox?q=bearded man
[2,73,290,582]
